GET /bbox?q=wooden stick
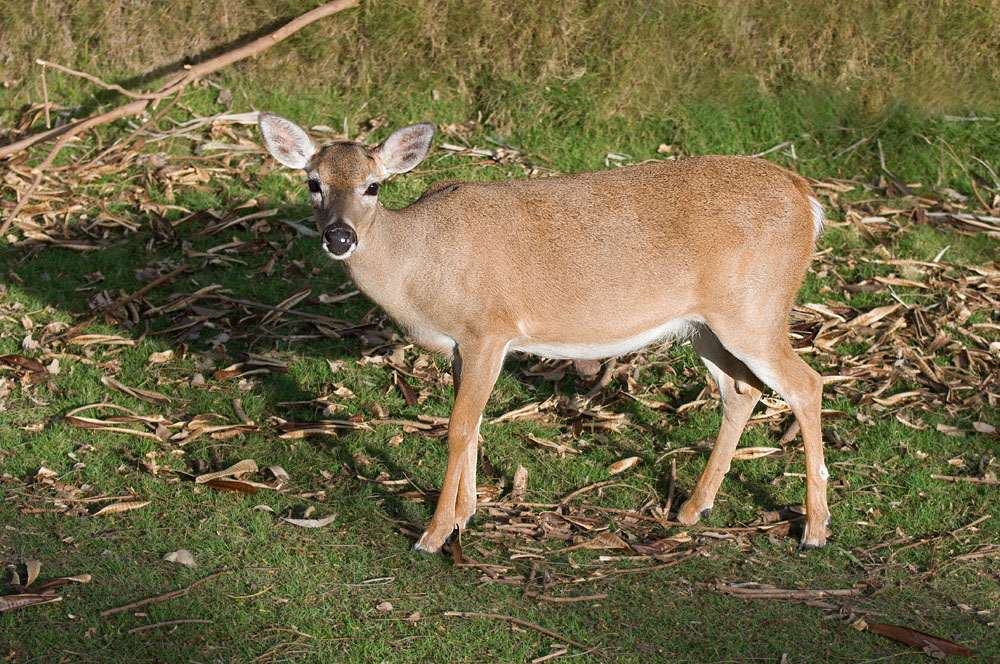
[714,584,859,600]
[40,64,51,128]
[596,550,693,575]
[526,593,608,603]
[0,101,146,164]
[35,59,159,101]
[931,474,999,486]
[90,86,185,164]
[100,570,231,617]
[162,0,359,91]
[559,479,617,504]
[127,619,214,634]
[443,611,590,650]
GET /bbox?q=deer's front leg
[414,340,506,554]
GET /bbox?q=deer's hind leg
[703,319,830,549]
[676,325,764,524]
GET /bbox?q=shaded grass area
[1,2,1000,662]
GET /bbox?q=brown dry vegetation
[3,0,1000,118]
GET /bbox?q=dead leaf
[608,456,640,475]
[195,459,258,484]
[573,531,629,550]
[264,466,290,489]
[253,504,335,528]
[331,382,355,399]
[0,354,47,374]
[521,433,579,457]
[163,549,198,567]
[149,349,174,364]
[848,303,902,328]
[91,500,150,516]
[0,594,62,613]
[34,574,91,590]
[100,376,171,405]
[21,333,41,353]
[25,560,40,586]
[204,478,259,494]
[67,334,137,347]
[393,372,418,407]
[864,621,976,657]
[62,416,163,441]
[509,464,529,502]
[732,447,783,461]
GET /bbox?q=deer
[258,112,832,554]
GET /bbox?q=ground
[1,2,999,663]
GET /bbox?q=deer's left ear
[376,122,435,175]
[259,112,317,170]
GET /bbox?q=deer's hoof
[676,500,712,525]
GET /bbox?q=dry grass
[3,0,999,119]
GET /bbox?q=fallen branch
[443,611,590,650]
[0,0,360,237]
[100,570,231,617]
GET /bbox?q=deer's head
[259,112,434,260]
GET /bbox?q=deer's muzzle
[322,222,357,259]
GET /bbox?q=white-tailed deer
[259,112,831,553]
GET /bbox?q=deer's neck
[343,206,416,317]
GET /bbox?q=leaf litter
[1,560,91,614]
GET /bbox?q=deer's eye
[307,179,321,193]
[364,182,380,196]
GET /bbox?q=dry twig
[443,611,590,650]
[100,570,232,617]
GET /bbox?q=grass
[2,1,1000,662]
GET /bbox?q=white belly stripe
[512,317,694,360]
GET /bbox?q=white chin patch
[323,245,356,261]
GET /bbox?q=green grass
[3,2,1000,662]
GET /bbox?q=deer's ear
[259,112,316,170]
[376,122,435,175]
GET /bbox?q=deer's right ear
[259,112,316,170]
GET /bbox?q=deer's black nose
[322,223,357,257]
